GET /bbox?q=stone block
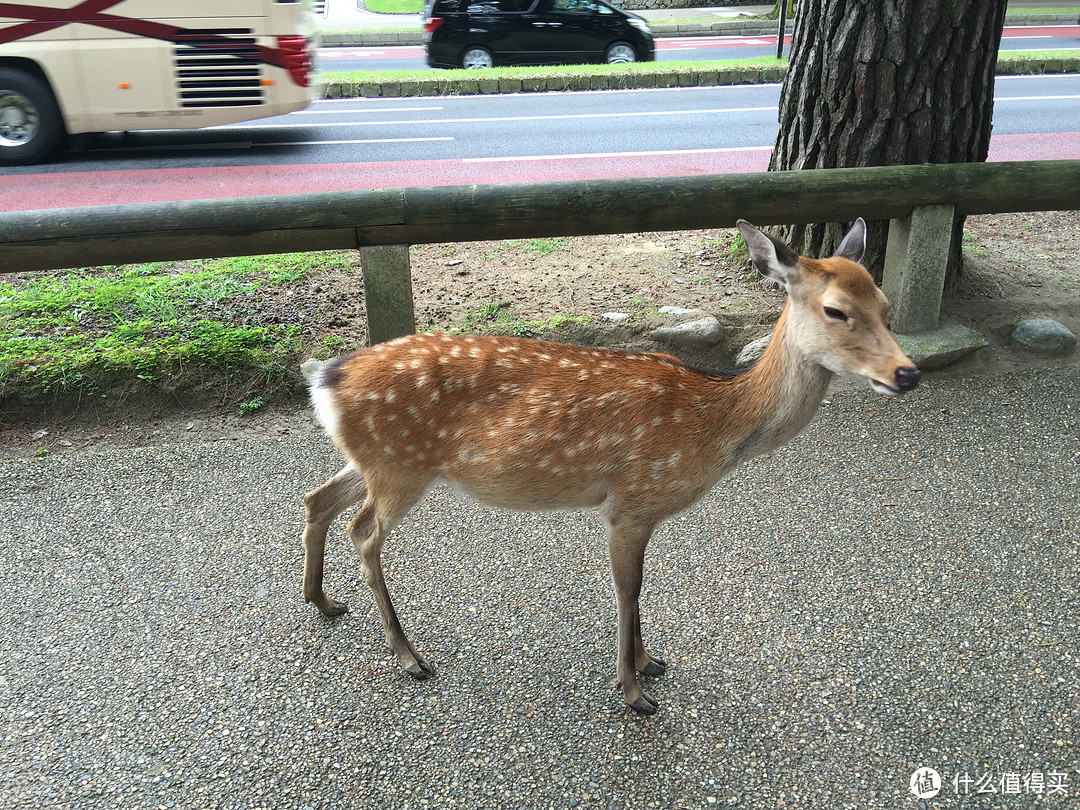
[360,245,416,345]
[882,204,956,334]
[894,323,987,370]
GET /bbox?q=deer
[299,218,920,715]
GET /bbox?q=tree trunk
[768,0,1007,283]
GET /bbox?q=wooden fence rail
[2,161,1079,339]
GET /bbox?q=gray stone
[736,333,771,367]
[650,316,722,348]
[894,322,987,370]
[600,312,631,322]
[1011,318,1077,357]
[657,306,700,316]
[882,204,955,334]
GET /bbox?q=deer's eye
[823,306,848,321]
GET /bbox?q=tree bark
[768,0,1007,282]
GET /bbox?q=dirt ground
[305,210,1080,368]
[2,210,1078,455]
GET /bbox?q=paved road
[3,75,1079,210]
[1,365,1077,808]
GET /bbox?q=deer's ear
[738,219,800,288]
[833,218,867,263]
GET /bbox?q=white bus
[0,0,320,164]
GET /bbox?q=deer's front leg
[608,519,661,714]
[302,465,367,616]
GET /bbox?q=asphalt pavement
[2,364,1077,808]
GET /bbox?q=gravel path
[1,367,1077,808]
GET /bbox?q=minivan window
[552,0,598,11]
[466,0,536,11]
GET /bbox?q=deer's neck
[720,306,834,461]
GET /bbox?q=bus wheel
[0,68,66,165]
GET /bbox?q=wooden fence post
[881,204,956,334]
[359,245,415,344]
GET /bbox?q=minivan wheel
[461,46,494,69]
[605,42,637,64]
[0,68,65,165]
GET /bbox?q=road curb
[322,55,1079,99]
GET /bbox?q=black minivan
[422,0,655,70]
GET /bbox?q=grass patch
[323,55,787,86]
[506,237,567,256]
[460,301,589,337]
[998,49,1080,61]
[0,252,352,401]
[1005,5,1080,14]
[364,0,422,11]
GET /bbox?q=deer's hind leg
[605,512,664,715]
[347,470,437,680]
[303,464,368,616]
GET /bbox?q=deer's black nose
[896,367,921,392]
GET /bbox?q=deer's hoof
[628,693,659,715]
[406,659,436,680]
[640,658,667,677]
[309,595,349,617]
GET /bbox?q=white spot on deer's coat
[385,390,397,404]
[410,359,422,369]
